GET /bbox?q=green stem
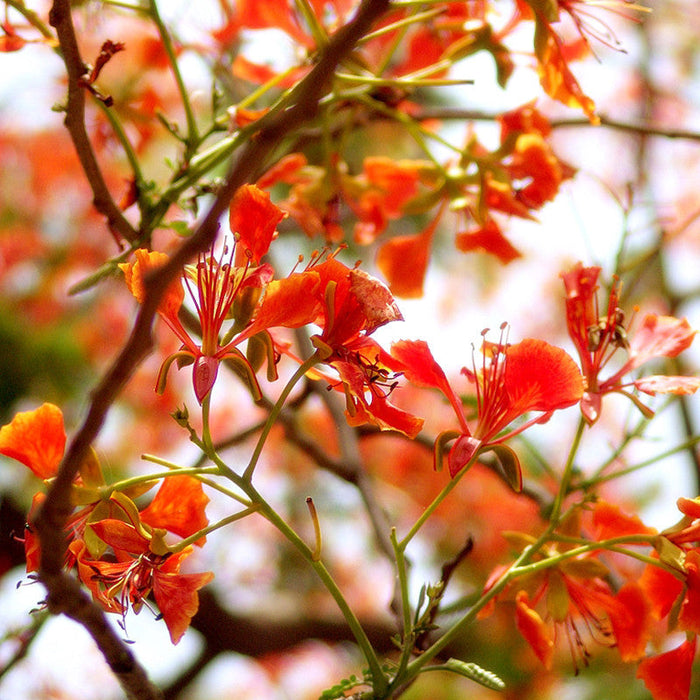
[197,440,388,694]
[242,352,321,480]
[201,392,215,454]
[250,486,388,695]
[358,7,445,46]
[169,505,261,551]
[147,0,199,152]
[391,528,415,683]
[107,465,218,493]
[101,104,146,192]
[549,416,586,524]
[398,455,477,550]
[139,454,253,505]
[401,554,521,678]
[293,0,328,48]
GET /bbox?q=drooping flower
[72,519,213,644]
[562,263,699,424]
[639,498,700,635]
[248,253,423,436]
[392,328,583,484]
[0,403,98,570]
[514,574,651,672]
[309,257,424,437]
[483,504,654,671]
[0,404,209,573]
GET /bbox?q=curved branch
[48,0,139,243]
[411,107,700,142]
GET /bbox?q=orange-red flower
[562,263,699,424]
[392,329,583,482]
[0,404,209,574]
[72,520,213,644]
[514,574,650,672]
[638,498,700,635]
[309,258,424,437]
[483,502,655,672]
[121,242,273,403]
[120,185,288,403]
[634,498,700,699]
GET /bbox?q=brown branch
[34,1,393,697]
[410,107,700,142]
[48,0,138,244]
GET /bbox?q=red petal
[630,315,696,368]
[24,493,45,572]
[638,559,684,621]
[455,218,522,264]
[592,501,657,540]
[153,549,214,644]
[504,339,584,413]
[0,403,65,478]
[535,25,598,124]
[515,590,554,669]
[89,519,150,555]
[119,249,184,322]
[140,476,210,545]
[229,184,286,264]
[608,582,652,662]
[236,272,322,342]
[635,375,700,396]
[376,212,438,299]
[637,637,697,700]
[677,498,700,520]
[679,550,700,634]
[390,339,468,432]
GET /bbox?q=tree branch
[48,0,139,244]
[411,107,700,142]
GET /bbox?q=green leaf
[426,658,506,691]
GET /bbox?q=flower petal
[637,637,697,700]
[140,475,210,545]
[608,582,652,662]
[229,184,286,264]
[504,339,584,413]
[153,549,214,644]
[515,590,555,669]
[376,211,438,299]
[629,315,696,368]
[635,375,700,396]
[0,403,65,478]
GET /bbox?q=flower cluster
[0,403,212,643]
